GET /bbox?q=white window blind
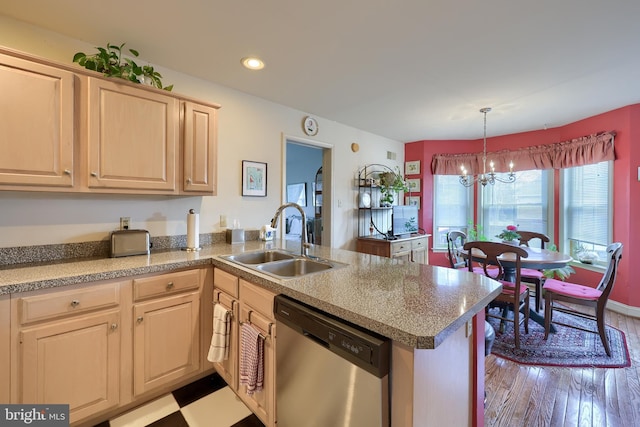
[481,169,551,240]
[433,175,472,248]
[562,161,612,261]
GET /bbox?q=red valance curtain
[431,131,616,175]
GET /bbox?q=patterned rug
[487,307,631,368]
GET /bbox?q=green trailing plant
[73,43,173,91]
[379,167,409,206]
[542,243,575,280]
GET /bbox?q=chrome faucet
[270,202,308,257]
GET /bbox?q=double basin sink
[221,250,346,279]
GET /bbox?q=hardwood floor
[484,308,640,427]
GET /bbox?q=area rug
[487,307,631,368]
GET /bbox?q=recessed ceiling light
[241,57,265,70]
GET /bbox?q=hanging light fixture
[459,107,516,187]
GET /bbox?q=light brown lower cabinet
[9,266,212,426]
[211,269,277,427]
[1,294,11,403]
[212,268,240,390]
[237,279,276,427]
[10,280,126,424]
[132,269,202,397]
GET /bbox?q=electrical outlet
[120,217,130,230]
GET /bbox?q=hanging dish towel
[207,303,232,363]
[239,322,264,395]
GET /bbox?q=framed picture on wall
[406,196,421,208]
[406,178,421,192]
[405,160,421,175]
[242,160,267,196]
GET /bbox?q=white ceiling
[2,0,640,142]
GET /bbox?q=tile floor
[95,374,264,427]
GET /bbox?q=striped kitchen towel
[207,303,232,363]
[239,322,264,395]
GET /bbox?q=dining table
[461,245,573,330]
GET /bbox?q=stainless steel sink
[255,258,337,277]
[223,250,296,264]
[221,250,346,278]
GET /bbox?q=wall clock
[303,116,319,136]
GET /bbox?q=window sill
[570,260,606,273]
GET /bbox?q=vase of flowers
[496,225,521,244]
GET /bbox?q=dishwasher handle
[303,329,330,348]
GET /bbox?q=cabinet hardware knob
[64,169,72,175]
[137,316,144,323]
[186,178,192,184]
[111,323,118,330]
[91,172,98,177]
[71,300,80,307]
[166,282,174,289]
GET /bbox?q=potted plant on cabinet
[378,167,409,207]
[73,43,173,91]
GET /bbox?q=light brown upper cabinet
[83,76,179,193]
[0,53,75,188]
[0,47,220,195]
[182,101,218,194]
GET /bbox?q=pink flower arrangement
[496,225,521,241]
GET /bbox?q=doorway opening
[284,138,332,247]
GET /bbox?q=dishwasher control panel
[328,328,372,363]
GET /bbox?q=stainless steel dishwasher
[274,295,390,427]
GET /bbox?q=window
[433,175,473,249]
[480,169,552,241]
[561,161,612,266]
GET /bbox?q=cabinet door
[86,77,179,192]
[183,101,218,194]
[0,53,74,188]
[212,290,238,390]
[133,291,200,396]
[0,295,9,403]
[411,237,429,264]
[19,310,121,423]
[238,306,276,427]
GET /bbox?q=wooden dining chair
[463,241,530,348]
[446,231,468,269]
[447,231,499,276]
[543,242,623,356]
[517,231,551,312]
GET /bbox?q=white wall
[0,16,405,250]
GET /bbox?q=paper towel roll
[187,210,199,249]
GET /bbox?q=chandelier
[459,107,516,187]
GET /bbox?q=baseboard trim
[607,300,640,318]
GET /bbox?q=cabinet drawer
[390,241,411,256]
[133,269,200,301]
[18,282,120,325]
[239,280,275,320]
[412,237,427,250]
[214,268,239,298]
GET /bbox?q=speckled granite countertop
[0,240,501,349]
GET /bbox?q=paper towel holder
[182,208,202,252]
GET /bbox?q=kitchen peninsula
[0,240,500,426]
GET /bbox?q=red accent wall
[406,104,640,308]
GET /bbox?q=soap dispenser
[260,224,275,241]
